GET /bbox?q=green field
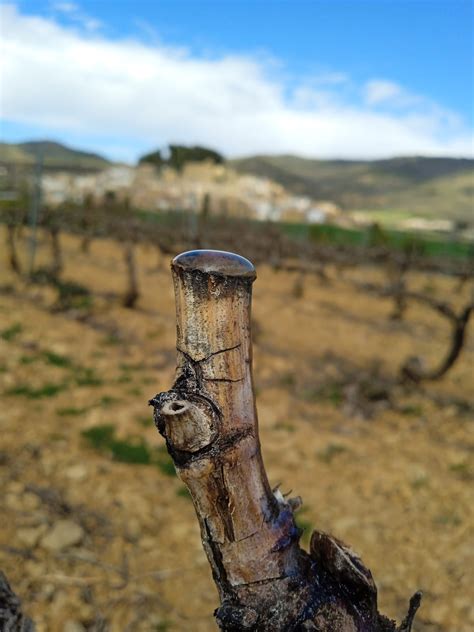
[134,208,473,260]
[281,221,473,259]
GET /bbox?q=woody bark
[151,249,421,632]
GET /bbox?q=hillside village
[40,161,341,225]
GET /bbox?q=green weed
[101,333,122,346]
[1,323,22,341]
[49,432,66,442]
[127,387,143,396]
[19,355,38,365]
[57,406,89,417]
[81,424,116,449]
[119,362,143,371]
[176,486,191,499]
[74,367,103,387]
[411,475,429,489]
[42,351,74,368]
[434,513,462,527]
[449,461,472,481]
[99,395,120,407]
[109,438,152,464]
[6,382,67,399]
[279,372,295,388]
[81,424,165,467]
[318,443,348,464]
[136,415,154,427]
[274,421,295,432]
[116,373,132,384]
[156,446,176,477]
[302,384,343,407]
[400,404,423,416]
[54,280,93,311]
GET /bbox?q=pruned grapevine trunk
[49,225,63,278]
[122,241,139,308]
[6,223,21,274]
[401,302,473,382]
[150,249,421,632]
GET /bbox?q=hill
[0,140,111,170]
[231,155,474,222]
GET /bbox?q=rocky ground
[0,230,473,631]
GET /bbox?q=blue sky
[1,1,473,161]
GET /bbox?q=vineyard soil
[0,230,472,631]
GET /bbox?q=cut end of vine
[172,250,256,279]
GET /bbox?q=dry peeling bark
[150,250,422,632]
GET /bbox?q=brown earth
[0,229,473,632]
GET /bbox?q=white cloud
[1,4,472,161]
[51,1,101,31]
[364,79,438,113]
[52,2,79,14]
[365,80,407,106]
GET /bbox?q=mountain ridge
[230,154,474,221]
[0,140,111,170]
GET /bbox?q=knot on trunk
[160,399,217,452]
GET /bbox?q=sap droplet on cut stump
[173,250,256,279]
